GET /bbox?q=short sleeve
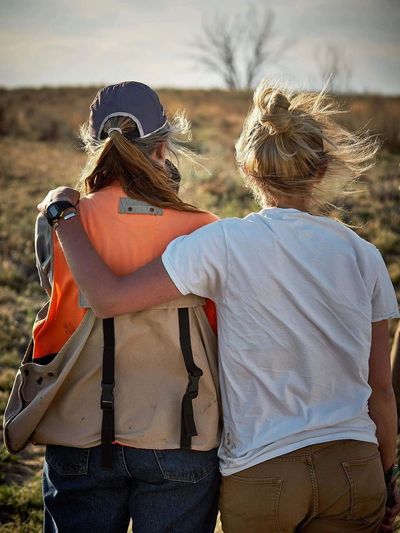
[371,249,399,322]
[162,220,227,302]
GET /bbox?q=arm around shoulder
[55,214,182,317]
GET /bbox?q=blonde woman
[33,82,221,533]
[39,82,400,532]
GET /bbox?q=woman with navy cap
[31,82,221,533]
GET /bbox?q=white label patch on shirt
[119,198,163,216]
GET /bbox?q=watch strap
[52,208,78,230]
[45,201,76,226]
[385,463,400,484]
[385,464,399,507]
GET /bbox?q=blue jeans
[43,444,220,533]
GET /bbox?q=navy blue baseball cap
[88,81,167,140]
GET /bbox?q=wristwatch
[385,464,400,481]
[45,201,77,227]
[385,463,399,507]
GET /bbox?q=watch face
[48,205,59,217]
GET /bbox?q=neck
[266,197,310,212]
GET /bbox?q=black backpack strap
[178,308,203,448]
[101,318,115,469]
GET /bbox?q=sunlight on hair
[77,112,206,212]
[235,79,380,214]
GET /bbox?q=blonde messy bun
[256,88,292,134]
[236,80,379,211]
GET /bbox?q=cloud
[0,0,398,93]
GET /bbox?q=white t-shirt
[162,208,399,476]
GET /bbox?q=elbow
[81,278,123,318]
[83,292,118,319]
[92,305,114,319]
[90,299,117,319]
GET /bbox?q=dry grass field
[0,87,399,531]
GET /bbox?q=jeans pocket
[45,445,90,476]
[153,448,219,483]
[342,452,386,523]
[220,475,283,533]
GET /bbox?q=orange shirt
[33,184,218,359]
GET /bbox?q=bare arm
[37,186,181,316]
[54,214,181,317]
[390,323,400,428]
[368,319,398,471]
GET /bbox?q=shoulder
[190,210,220,227]
[78,183,122,210]
[186,215,246,238]
[213,213,261,239]
[164,209,219,235]
[334,220,381,259]
[317,217,387,277]
[78,190,101,209]
[312,216,378,252]
[176,213,264,247]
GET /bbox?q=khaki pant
[220,440,386,533]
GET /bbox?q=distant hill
[0,87,399,152]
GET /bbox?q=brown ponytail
[78,115,202,213]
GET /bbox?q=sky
[0,0,399,94]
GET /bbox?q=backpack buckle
[186,373,202,399]
[100,383,114,411]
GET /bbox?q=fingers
[379,500,400,533]
[37,187,80,214]
[380,514,394,532]
[385,505,400,519]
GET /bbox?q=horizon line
[0,83,399,98]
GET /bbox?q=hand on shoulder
[37,186,80,215]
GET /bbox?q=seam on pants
[306,447,319,519]
[120,446,133,478]
[276,478,284,532]
[268,456,308,464]
[153,450,166,478]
